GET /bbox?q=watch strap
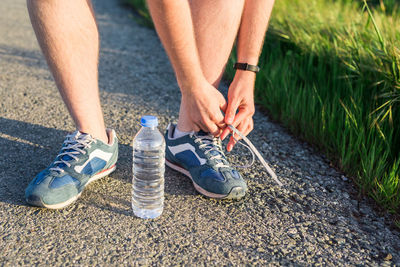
[233,62,260,73]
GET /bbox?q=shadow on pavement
[0,118,64,207]
[84,188,134,217]
[0,117,196,210]
[0,44,48,71]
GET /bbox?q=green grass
[125,0,400,214]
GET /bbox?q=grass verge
[125,0,400,215]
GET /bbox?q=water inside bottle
[132,142,165,219]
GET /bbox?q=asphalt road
[1,0,399,265]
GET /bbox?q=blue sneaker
[25,129,118,209]
[165,124,247,199]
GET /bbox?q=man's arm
[146,0,226,135]
[237,0,275,66]
[222,0,275,151]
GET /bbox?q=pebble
[281,206,289,213]
[384,253,393,261]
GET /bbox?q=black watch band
[233,62,260,73]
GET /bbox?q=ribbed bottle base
[132,206,163,219]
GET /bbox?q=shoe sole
[165,159,245,200]
[28,164,117,210]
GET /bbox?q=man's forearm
[146,0,204,91]
[237,0,275,65]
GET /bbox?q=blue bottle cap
[140,115,158,127]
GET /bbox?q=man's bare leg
[27,0,108,143]
[189,0,244,88]
[188,0,275,151]
[176,0,245,133]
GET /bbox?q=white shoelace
[192,134,229,168]
[49,132,95,173]
[228,125,283,187]
[191,127,282,186]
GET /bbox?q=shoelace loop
[228,125,283,187]
[49,132,95,173]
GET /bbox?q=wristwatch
[233,62,260,73]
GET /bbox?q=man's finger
[227,136,236,152]
[208,112,226,136]
[196,120,208,133]
[203,119,220,136]
[226,120,248,151]
[218,93,228,113]
[231,107,250,128]
[191,122,201,132]
[195,121,207,133]
[224,99,239,125]
[220,101,228,114]
[237,118,253,138]
[222,113,250,141]
[210,127,222,137]
[220,127,231,141]
[212,111,226,130]
[244,119,254,136]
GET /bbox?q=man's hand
[221,71,256,151]
[180,79,227,136]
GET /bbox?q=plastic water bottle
[132,116,165,219]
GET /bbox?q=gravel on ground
[0,0,399,265]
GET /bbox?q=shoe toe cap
[198,168,247,195]
[25,173,79,207]
[25,194,44,207]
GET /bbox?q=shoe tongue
[71,130,92,140]
[72,130,92,141]
[197,130,209,137]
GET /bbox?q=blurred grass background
[124,0,400,215]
